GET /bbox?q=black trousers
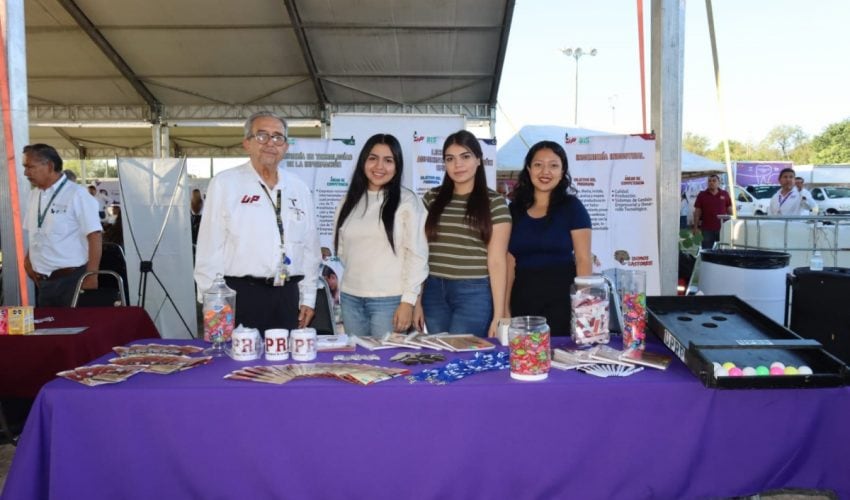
[224,276,302,336]
[37,266,88,307]
[510,264,576,336]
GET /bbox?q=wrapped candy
[202,274,236,356]
[570,276,610,345]
[509,316,551,381]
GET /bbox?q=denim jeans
[421,275,492,338]
[340,293,401,337]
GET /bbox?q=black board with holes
[646,295,849,389]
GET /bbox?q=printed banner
[564,135,661,295]
[411,135,497,197]
[283,138,357,252]
[735,161,792,186]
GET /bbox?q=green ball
[755,365,769,376]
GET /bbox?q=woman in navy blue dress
[506,141,592,336]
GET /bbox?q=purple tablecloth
[3,337,849,500]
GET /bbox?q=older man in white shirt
[23,143,102,306]
[194,111,321,334]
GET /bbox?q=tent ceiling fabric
[24,0,515,158]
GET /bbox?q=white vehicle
[732,185,756,215]
[744,185,781,215]
[810,186,850,215]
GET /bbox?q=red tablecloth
[0,307,160,398]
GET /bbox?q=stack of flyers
[113,344,204,357]
[578,364,644,378]
[109,354,212,374]
[619,349,671,370]
[57,364,145,386]
[552,348,598,370]
[431,334,495,352]
[224,363,410,386]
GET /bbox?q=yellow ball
[784,366,798,375]
[722,362,736,371]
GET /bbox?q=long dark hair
[334,134,403,253]
[510,140,575,220]
[424,130,493,243]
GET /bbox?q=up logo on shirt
[241,195,260,204]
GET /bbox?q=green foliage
[812,119,850,164]
[679,229,701,256]
[761,125,808,159]
[683,132,711,156]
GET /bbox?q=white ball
[742,366,757,376]
[714,366,729,377]
[798,365,813,375]
[770,361,786,370]
[712,362,722,371]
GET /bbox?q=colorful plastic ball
[722,362,736,371]
[728,367,744,377]
[742,367,757,376]
[784,366,799,375]
[769,366,785,376]
[712,362,722,371]
[714,366,729,377]
[755,366,769,376]
[798,365,813,375]
[770,361,785,370]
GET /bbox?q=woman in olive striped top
[413,130,511,338]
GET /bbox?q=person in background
[769,168,816,216]
[333,133,428,337]
[414,130,511,338]
[102,205,124,248]
[190,188,203,246]
[194,111,321,334]
[89,185,106,220]
[505,141,591,335]
[680,192,690,230]
[692,175,732,250]
[22,143,102,306]
[63,170,78,183]
[794,176,818,215]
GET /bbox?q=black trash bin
[699,249,791,324]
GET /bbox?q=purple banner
[735,162,792,186]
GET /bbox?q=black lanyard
[259,183,284,245]
[37,177,69,228]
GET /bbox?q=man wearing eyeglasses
[194,111,321,335]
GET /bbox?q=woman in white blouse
[333,134,429,336]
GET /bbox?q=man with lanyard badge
[769,168,816,216]
[23,143,102,306]
[194,111,321,334]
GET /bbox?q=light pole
[561,47,597,124]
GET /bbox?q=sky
[493,0,850,148]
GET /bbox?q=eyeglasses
[249,132,287,146]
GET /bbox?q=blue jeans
[421,275,492,338]
[340,293,401,337]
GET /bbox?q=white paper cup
[265,328,290,361]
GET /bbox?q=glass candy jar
[617,270,647,352]
[570,275,610,345]
[202,274,236,356]
[508,316,551,381]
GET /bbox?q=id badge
[273,253,290,287]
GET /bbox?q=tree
[705,140,768,162]
[683,132,711,156]
[811,119,850,164]
[761,125,807,159]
